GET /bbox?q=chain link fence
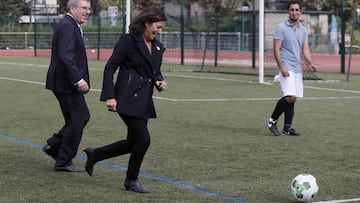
[0,7,337,72]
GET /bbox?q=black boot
[42,144,58,160]
[83,148,97,177]
[124,178,150,193]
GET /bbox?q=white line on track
[313,198,360,203]
[1,76,360,102]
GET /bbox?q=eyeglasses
[289,8,300,11]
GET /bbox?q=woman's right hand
[106,98,117,112]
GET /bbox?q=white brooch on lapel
[156,46,160,51]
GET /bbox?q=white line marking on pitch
[305,85,360,94]
[0,61,48,67]
[5,61,354,89]
[0,61,102,71]
[2,76,360,102]
[0,62,262,85]
[152,96,360,102]
[0,77,45,85]
[163,73,260,84]
[313,197,360,203]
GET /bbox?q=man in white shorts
[266,0,317,136]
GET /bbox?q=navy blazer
[46,14,89,94]
[100,34,165,118]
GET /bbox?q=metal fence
[0,31,332,54]
[0,30,335,71]
[0,5,340,71]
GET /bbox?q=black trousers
[93,114,150,180]
[47,92,90,167]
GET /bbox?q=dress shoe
[42,144,57,160]
[55,165,85,172]
[124,178,150,193]
[83,147,96,177]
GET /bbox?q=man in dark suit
[43,0,91,172]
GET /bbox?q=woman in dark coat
[83,8,167,193]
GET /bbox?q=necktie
[79,26,83,37]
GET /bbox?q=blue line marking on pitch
[0,134,249,203]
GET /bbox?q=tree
[92,0,124,17]
[132,0,164,10]
[58,0,67,14]
[0,0,29,17]
[0,0,29,25]
[57,0,123,16]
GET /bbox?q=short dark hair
[287,1,302,11]
[129,8,167,36]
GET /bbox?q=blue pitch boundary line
[0,134,249,203]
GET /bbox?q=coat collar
[133,34,163,67]
[64,14,84,45]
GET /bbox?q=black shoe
[124,178,150,193]
[265,117,280,136]
[55,165,85,172]
[282,128,301,136]
[42,144,57,160]
[83,148,96,177]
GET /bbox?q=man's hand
[77,79,89,93]
[280,69,290,77]
[310,64,317,72]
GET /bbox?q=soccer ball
[290,173,319,202]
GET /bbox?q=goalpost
[258,0,264,83]
[125,0,131,33]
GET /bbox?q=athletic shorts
[279,71,303,98]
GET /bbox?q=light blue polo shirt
[274,20,308,73]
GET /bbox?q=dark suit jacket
[100,34,165,118]
[46,14,89,94]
